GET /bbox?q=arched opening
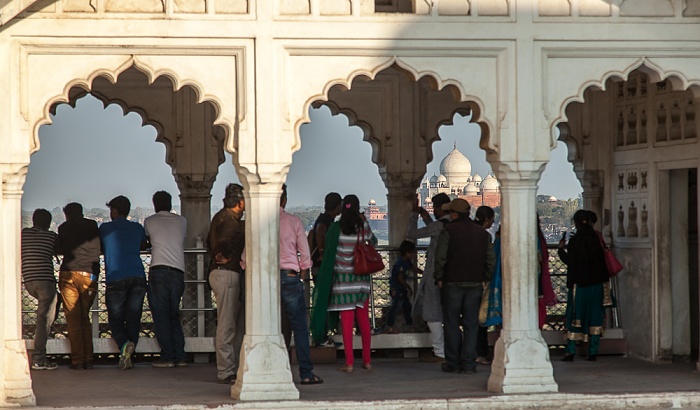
[21,65,230,368]
[557,64,700,363]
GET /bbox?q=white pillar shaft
[386,189,416,247]
[487,179,558,394]
[231,186,298,401]
[0,176,36,406]
[179,193,212,248]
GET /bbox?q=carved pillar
[231,177,298,401]
[175,175,216,248]
[383,174,423,247]
[579,170,605,232]
[0,165,35,406]
[488,175,558,394]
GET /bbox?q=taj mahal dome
[418,144,501,210]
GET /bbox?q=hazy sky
[22,95,581,210]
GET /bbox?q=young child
[384,240,423,333]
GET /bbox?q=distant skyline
[22,95,581,211]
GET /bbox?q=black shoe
[441,363,462,374]
[586,355,597,361]
[561,353,575,362]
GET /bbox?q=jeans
[59,271,97,366]
[105,276,147,350]
[25,280,57,362]
[441,284,482,372]
[280,273,314,379]
[209,269,245,381]
[385,289,413,327]
[147,268,186,362]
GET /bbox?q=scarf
[310,221,340,345]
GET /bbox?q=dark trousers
[106,276,147,350]
[441,284,481,372]
[476,326,489,358]
[280,273,314,380]
[147,268,186,362]
[386,290,413,327]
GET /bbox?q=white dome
[369,199,377,205]
[429,174,439,183]
[437,174,448,183]
[482,174,499,191]
[439,147,472,188]
[473,173,482,183]
[464,182,479,195]
[548,196,558,203]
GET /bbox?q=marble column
[384,179,420,247]
[487,177,558,394]
[175,175,215,248]
[0,165,36,406]
[231,180,298,401]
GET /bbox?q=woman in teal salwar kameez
[557,210,609,361]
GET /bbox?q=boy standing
[384,240,422,334]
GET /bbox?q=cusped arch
[554,58,700,156]
[33,57,232,159]
[297,59,493,169]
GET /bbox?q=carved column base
[487,330,558,394]
[2,339,36,406]
[231,335,299,401]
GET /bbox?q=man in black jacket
[434,198,496,374]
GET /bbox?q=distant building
[417,144,501,209]
[365,199,388,231]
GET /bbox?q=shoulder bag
[353,227,384,276]
[596,231,623,277]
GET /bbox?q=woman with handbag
[557,209,609,362]
[312,194,377,373]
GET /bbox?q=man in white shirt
[144,191,188,368]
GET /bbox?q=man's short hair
[324,192,342,212]
[399,240,416,256]
[152,191,172,213]
[106,195,131,217]
[32,209,52,230]
[63,202,83,220]
[223,183,245,209]
[432,193,451,210]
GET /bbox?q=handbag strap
[356,223,365,245]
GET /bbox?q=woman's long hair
[339,194,362,235]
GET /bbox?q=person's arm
[296,219,312,279]
[140,226,150,251]
[397,269,413,297]
[315,223,327,260]
[484,237,496,281]
[434,229,450,288]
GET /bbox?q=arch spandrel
[285,46,507,167]
[23,49,246,163]
[542,49,700,150]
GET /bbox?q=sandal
[362,363,372,370]
[475,357,492,365]
[300,375,324,385]
[337,364,353,373]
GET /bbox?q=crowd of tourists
[21,183,613,386]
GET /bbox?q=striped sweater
[328,221,376,311]
[21,227,57,284]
